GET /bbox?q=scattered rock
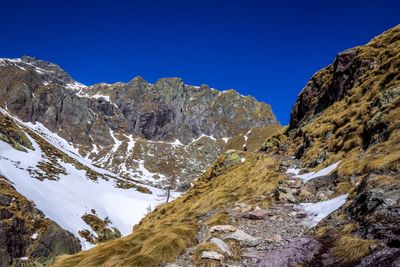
[210,225,237,233]
[197,225,210,243]
[224,230,262,247]
[272,234,282,242]
[243,206,272,220]
[355,247,400,267]
[210,237,232,257]
[234,202,252,213]
[201,251,225,261]
[0,194,11,206]
[296,212,308,219]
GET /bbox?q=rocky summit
[0,57,279,188]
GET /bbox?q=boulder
[210,238,232,257]
[0,194,11,206]
[201,251,225,261]
[355,248,400,267]
[224,230,262,247]
[257,236,323,267]
[243,206,272,220]
[210,225,237,233]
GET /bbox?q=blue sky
[1,1,399,124]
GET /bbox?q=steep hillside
[54,25,400,266]
[0,58,280,188]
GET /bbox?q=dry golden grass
[332,235,375,264]
[192,242,223,266]
[226,240,242,260]
[205,211,230,226]
[341,223,359,235]
[140,232,189,263]
[335,181,354,195]
[224,125,282,152]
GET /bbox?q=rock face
[0,56,280,187]
[0,176,81,266]
[257,236,323,267]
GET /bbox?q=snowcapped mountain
[0,56,280,189]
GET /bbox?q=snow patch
[287,162,340,182]
[171,139,184,147]
[126,134,136,152]
[300,194,348,227]
[191,134,217,143]
[244,128,252,142]
[31,233,38,240]
[222,137,230,143]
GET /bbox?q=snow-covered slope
[0,110,177,249]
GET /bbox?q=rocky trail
[167,166,327,267]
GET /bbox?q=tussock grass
[192,242,222,266]
[226,239,242,260]
[332,235,375,264]
[341,223,359,235]
[205,211,230,226]
[140,232,188,263]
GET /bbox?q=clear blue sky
[1,1,399,124]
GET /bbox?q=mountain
[0,56,280,264]
[53,25,400,266]
[0,57,279,188]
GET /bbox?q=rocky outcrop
[264,25,400,266]
[0,176,81,266]
[0,57,280,187]
[78,212,122,244]
[289,48,364,129]
[257,236,323,267]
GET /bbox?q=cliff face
[53,25,399,267]
[0,58,280,187]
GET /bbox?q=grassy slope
[54,25,399,266]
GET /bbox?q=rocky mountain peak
[0,57,280,188]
